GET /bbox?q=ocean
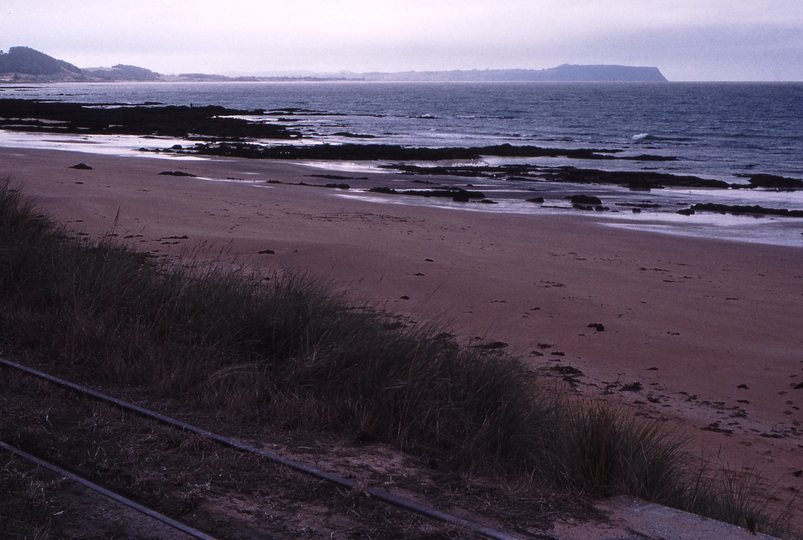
[2,81,802,246]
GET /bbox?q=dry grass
[0,455,57,539]
[0,178,794,537]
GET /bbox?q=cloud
[2,0,802,79]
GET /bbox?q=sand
[2,146,802,523]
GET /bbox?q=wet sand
[3,146,802,523]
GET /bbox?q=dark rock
[370,186,485,201]
[587,323,605,332]
[332,131,376,139]
[453,193,470,202]
[677,208,695,216]
[310,174,354,180]
[527,197,545,203]
[540,167,729,190]
[194,142,620,162]
[624,154,678,162]
[69,163,93,170]
[621,382,643,392]
[570,194,603,205]
[0,99,299,139]
[740,174,803,190]
[548,365,583,376]
[472,341,509,350]
[258,249,275,255]
[703,422,734,435]
[628,184,654,191]
[324,183,350,189]
[158,171,196,177]
[690,203,803,218]
[404,188,485,200]
[369,187,397,194]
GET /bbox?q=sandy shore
[3,146,802,522]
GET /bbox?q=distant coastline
[357,65,668,83]
[0,46,668,83]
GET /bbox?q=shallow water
[5,81,803,179]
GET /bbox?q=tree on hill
[0,46,83,76]
[82,64,161,81]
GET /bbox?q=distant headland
[0,46,668,83]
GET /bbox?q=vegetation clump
[0,179,791,536]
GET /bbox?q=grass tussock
[0,178,793,536]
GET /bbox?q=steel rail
[0,440,218,540]
[0,357,522,540]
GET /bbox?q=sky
[2,0,802,81]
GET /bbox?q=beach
[2,145,802,523]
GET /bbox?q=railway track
[0,439,217,539]
[0,356,528,539]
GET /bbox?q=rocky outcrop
[0,99,299,140]
[369,187,486,202]
[737,174,803,190]
[684,203,803,218]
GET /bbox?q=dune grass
[0,178,792,536]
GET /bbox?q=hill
[0,46,84,81]
[82,64,161,81]
[0,47,162,82]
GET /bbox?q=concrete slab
[549,496,778,540]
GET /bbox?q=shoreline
[2,146,802,525]
[2,128,803,249]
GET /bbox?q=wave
[631,133,697,143]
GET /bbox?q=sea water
[2,81,802,246]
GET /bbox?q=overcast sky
[2,0,802,81]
